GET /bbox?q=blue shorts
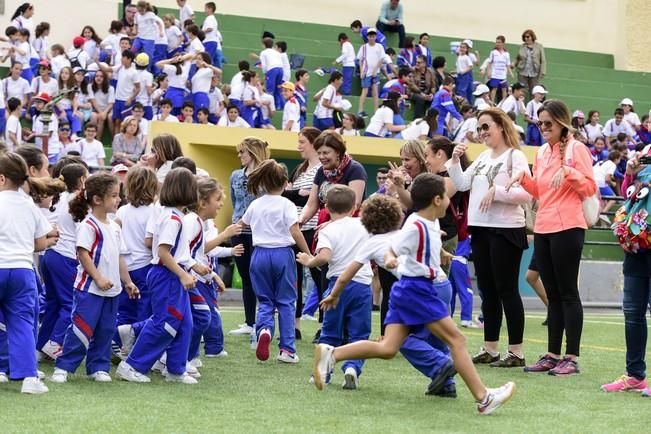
[361,75,379,90]
[112,99,132,121]
[313,117,334,131]
[487,78,508,90]
[385,276,449,328]
[599,185,615,197]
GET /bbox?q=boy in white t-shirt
[356,28,385,117]
[335,33,356,96]
[4,97,23,151]
[280,81,300,132]
[177,0,194,24]
[259,37,284,109]
[497,82,526,120]
[593,149,622,219]
[202,2,222,68]
[76,123,106,168]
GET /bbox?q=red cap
[38,59,51,68]
[73,36,86,48]
[33,92,51,103]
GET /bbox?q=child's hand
[319,294,339,311]
[223,223,243,238]
[180,271,196,290]
[213,274,226,292]
[125,282,140,299]
[96,276,114,291]
[440,250,453,267]
[232,244,245,257]
[384,256,398,270]
[192,263,212,276]
[296,252,313,266]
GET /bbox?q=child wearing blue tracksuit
[297,185,374,388]
[51,173,138,383]
[0,152,57,394]
[449,237,475,325]
[313,173,516,415]
[241,160,310,363]
[431,76,462,137]
[117,168,210,384]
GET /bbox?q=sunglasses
[476,123,492,134]
[536,120,554,130]
[59,128,70,131]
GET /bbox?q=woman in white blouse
[448,107,532,369]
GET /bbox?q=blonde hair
[120,115,140,135]
[477,107,521,149]
[236,137,270,168]
[400,140,427,174]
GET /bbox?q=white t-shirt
[163,63,190,89]
[88,86,116,111]
[116,203,155,271]
[51,55,71,76]
[191,67,213,94]
[166,26,183,50]
[0,190,51,269]
[136,70,153,106]
[488,49,511,80]
[136,11,159,40]
[624,112,641,128]
[315,84,337,119]
[603,118,635,139]
[525,99,543,121]
[241,195,298,248]
[31,76,59,97]
[280,52,291,82]
[202,15,219,44]
[452,117,478,144]
[150,207,195,269]
[217,116,250,128]
[51,191,80,259]
[475,98,491,111]
[188,38,204,55]
[260,92,275,120]
[456,54,473,74]
[184,212,214,283]
[282,97,301,132]
[259,48,283,72]
[317,216,372,284]
[5,114,22,151]
[393,213,442,279]
[15,40,31,68]
[67,48,90,70]
[357,43,385,77]
[32,114,60,156]
[498,95,524,117]
[33,36,49,60]
[584,123,604,145]
[154,17,167,45]
[77,139,106,168]
[73,216,124,297]
[365,106,394,136]
[179,3,194,24]
[208,86,223,115]
[593,160,617,188]
[354,231,398,278]
[4,76,31,101]
[336,41,356,67]
[112,64,140,101]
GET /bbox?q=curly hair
[360,195,403,235]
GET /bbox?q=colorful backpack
[612,166,651,253]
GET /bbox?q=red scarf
[322,153,352,185]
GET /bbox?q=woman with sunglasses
[508,99,596,376]
[448,108,532,368]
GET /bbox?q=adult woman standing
[298,130,367,340]
[515,29,546,98]
[283,127,322,339]
[228,137,271,336]
[111,115,144,167]
[509,99,596,375]
[448,108,532,368]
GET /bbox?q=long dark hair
[80,25,102,45]
[91,70,110,94]
[69,173,118,222]
[292,127,321,182]
[11,3,31,21]
[428,135,470,171]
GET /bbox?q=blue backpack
[612,165,651,253]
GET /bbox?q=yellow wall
[149,122,538,230]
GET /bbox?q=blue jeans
[623,275,651,380]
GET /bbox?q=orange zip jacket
[520,139,597,234]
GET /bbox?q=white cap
[341,99,352,111]
[111,164,129,174]
[532,85,548,95]
[367,27,378,34]
[462,39,473,49]
[620,97,633,106]
[473,84,490,96]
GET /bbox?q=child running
[312,173,516,415]
[240,159,310,363]
[51,173,139,383]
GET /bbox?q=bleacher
[142,5,638,261]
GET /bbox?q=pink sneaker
[601,375,647,393]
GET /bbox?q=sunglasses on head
[536,120,553,130]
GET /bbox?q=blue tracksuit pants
[38,250,77,350]
[188,282,211,361]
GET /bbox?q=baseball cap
[531,85,548,95]
[620,98,633,106]
[32,92,51,103]
[512,82,526,90]
[367,27,378,35]
[462,39,473,49]
[38,59,51,69]
[111,164,129,174]
[135,52,150,67]
[572,110,585,119]
[73,36,86,48]
[72,66,85,75]
[473,84,490,96]
[279,81,295,92]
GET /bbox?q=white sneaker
[152,353,167,373]
[88,371,112,382]
[37,370,45,380]
[228,324,254,335]
[186,363,201,378]
[277,350,300,364]
[50,368,68,383]
[205,350,228,358]
[165,372,198,384]
[301,314,318,322]
[118,325,136,356]
[342,367,358,390]
[477,382,516,415]
[21,377,49,394]
[0,372,8,383]
[116,361,151,383]
[313,344,335,390]
[41,340,62,360]
[189,357,203,369]
[460,320,479,328]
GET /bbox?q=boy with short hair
[603,108,636,144]
[4,97,23,151]
[75,123,105,169]
[294,69,309,128]
[335,33,355,96]
[497,82,527,120]
[196,107,213,125]
[280,81,300,132]
[259,37,284,109]
[297,185,372,390]
[350,20,387,48]
[356,28,385,117]
[202,2,222,68]
[155,98,179,123]
[179,101,195,123]
[99,50,141,132]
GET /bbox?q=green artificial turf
[0,309,647,433]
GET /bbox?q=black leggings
[377,267,398,335]
[534,228,585,356]
[471,227,525,345]
[294,229,322,319]
[232,233,256,327]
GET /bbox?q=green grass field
[0,309,647,433]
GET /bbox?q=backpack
[612,165,651,253]
[68,49,83,70]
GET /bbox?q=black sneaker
[295,328,302,340]
[435,383,457,398]
[542,316,548,326]
[425,360,456,395]
[472,348,500,364]
[372,304,380,311]
[312,329,321,344]
[490,351,525,368]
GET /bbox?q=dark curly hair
[360,195,403,235]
